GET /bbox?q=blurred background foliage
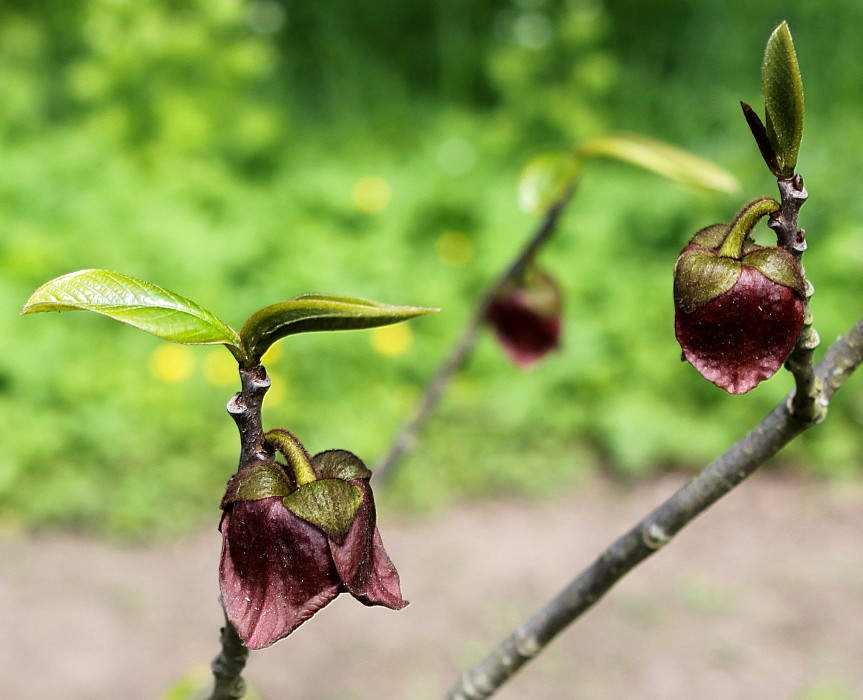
[2,0,863,535]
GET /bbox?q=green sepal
[762,21,804,177]
[240,294,437,366]
[674,249,741,313]
[742,247,806,297]
[221,461,294,508]
[688,224,728,249]
[282,479,364,540]
[312,449,372,482]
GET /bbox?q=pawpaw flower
[219,430,406,649]
[486,268,562,367]
[674,197,806,394]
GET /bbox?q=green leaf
[21,269,243,356]
[577,133,739,193]
[283,478,363,540]
[762,21,804,177]
[517,151,581,214]
[240,294,437,365]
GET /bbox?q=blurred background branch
[448,314,863,699]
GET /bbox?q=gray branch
[375,182,579,483]
[208,365,271,700]
[447,316,863,700]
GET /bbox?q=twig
[209,609,250,700]
[374,182,579,483]
[208,365,271,700]
[766,174,825,425]
[446,316,863,700]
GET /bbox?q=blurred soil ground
[2,471,863,700]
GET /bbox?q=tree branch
[375,182,578,483]
[446,316,863,700]
[208,365,271,700]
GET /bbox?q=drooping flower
[219,430,407,649]
[673,197,806,394]
[486,268,562,367]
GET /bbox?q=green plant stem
[717,197,778,258]
[208,365,271,700]
[374,181,579,484]
[446,315,863,700]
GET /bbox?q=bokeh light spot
[264,371,287,407]
[371,324,414,358]
[149,344,195,383]
[352,176,392,214]
[436,138,477,176]
[202,348,238,387]
[435,231,474,267]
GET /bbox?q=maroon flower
[219,432,407,649]
[674,198,806,394]
[486,269,562,367]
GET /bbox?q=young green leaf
[762,21,804,177]
[240,294,437,365]
[577,133,739,193]
[518,151,582,215]
[21,269,244,358]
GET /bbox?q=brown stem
[208,365,271,700]
[374,181,579,483]
[446,316,863,700]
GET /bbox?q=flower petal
[219,497,342,649]
[328,479,408,610]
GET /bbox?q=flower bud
[219,434,406,649]
[486,268,562,367]
[673,198,805,394]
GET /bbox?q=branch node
[642,522,672,550]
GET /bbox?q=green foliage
[762,21,804,177]
[3,1,863,534]
[240,295,436,367]
[22,269,243,355]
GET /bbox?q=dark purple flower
[486,269,562,367]
[674,198,806,394]
[219,434,407,649]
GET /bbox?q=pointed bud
[486,269,562,367]
[674,198,805,394]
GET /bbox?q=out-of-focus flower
[486,268,562,367]
[674,197,805,394]
[219,431,406,649]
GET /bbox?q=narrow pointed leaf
[517,151,581,214]
[21,269,243,352]
[577,133,739,193]
[762,21,804,176]
[241,294,437,364]
[740,101,782,177]
[282,479,363,540]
